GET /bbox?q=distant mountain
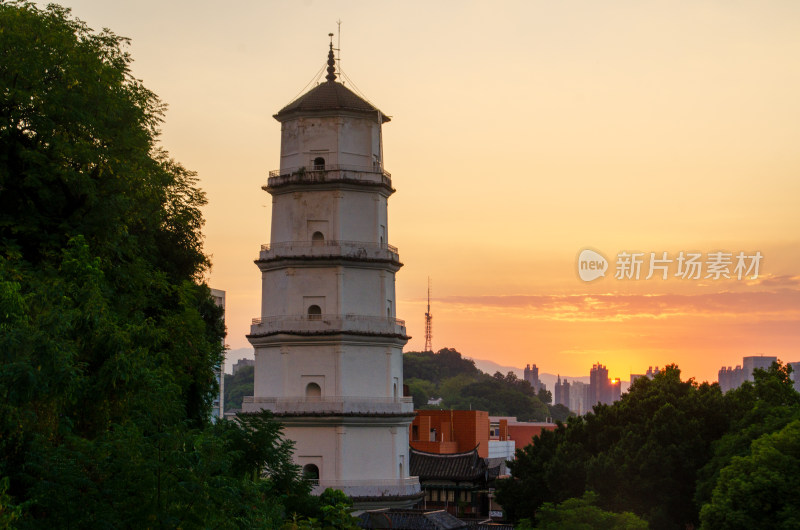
[224,347,254,374]
[466,357,591,391]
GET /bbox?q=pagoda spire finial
[325,33,337,82]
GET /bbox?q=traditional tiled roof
[274,80,389,123]
[274,44,388,123]
[358,509,467,529]
[409,447,488,482]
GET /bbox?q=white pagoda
[242,42,422,508]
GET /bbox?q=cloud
[434,288,800,322]
[749,274,800,288]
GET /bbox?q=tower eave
[273,108,390,124]
[273,80,390,124]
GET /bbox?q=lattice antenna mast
[336,19,342,71]
[424,277,433,352]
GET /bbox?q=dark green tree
[531,491,649,530]
[405,377,438,409]
[224,364,255,411]
[0,2,315,526]
[695,362,800,509]
[403,348,482,384]
[497,366,731,529]
[700,419,800,529]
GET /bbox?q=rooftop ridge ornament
[326,33,337,82]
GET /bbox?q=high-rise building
[210,288,225,421]
[554,376,570,408]
[231,358,255,375]
[524,363,545,393]
[631,366,659,388]
[718,355,778,392]
[589,363,611,406]
[242,42,421,507]
[569,381,587,414]
[610,378,621,403]
[789,362,800,393]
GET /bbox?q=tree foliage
[403,348,560,421]
[404,348,482,384]
[699,419,800,529]
[225,364,256,411]
[496,363,800,530]
[522,491,648,530]
[0,2,317,525]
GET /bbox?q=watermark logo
[578,249,763,281]
[577,249,609,282]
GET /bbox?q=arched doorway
[312,231,325,246]
[307,304,322,320]
[313,157,325,170]
[305,382,321,399]
[302,464,319,481]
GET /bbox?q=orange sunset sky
[51,1,800,383]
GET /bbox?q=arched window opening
[393,382,398,398]
[313,157,325,170]
[305,382,321,399]
[307,305,322,320]
[312,231,325,246]
[302,464,319,481]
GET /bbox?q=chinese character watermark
[578,249,762,282]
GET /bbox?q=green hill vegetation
[225,365,255,412]
[405,348,570,422]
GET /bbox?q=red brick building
[409,410,490,458]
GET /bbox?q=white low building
[242,42,421,508]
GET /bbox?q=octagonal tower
[242,43,422,509]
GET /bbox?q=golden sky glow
[52,1,800,383]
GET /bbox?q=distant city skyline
[52,1,800,384]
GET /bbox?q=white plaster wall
[338,118,377,167]
[253,345,284,397]
[270,191,338,243]
[262,267,339,316]
[338,191,386,243]
[262,266,396,319]
[288,426,338,481]
[339,345,393,397]
[280,118,340,170]
[288,423,409,483]
[340,426,398,480]
[341,268,387,316]
[282,345,337,396]
[389,345,404,397]
[261,269,289,316]
[278,119,303,170]
[252,343,404,400]
[270,189,387,245]
[279,116,381,171]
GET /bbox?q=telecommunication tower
[424,277,433,352]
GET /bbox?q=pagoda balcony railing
[242,395,414,415]
[267,164,392,188]
[250,314,406,336]
[259,240,398,261]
